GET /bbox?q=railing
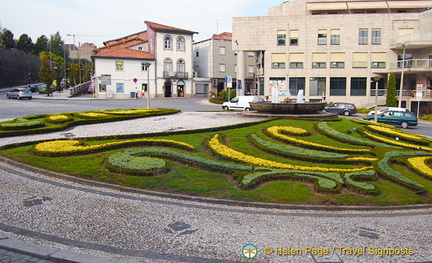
[370,89,387,96]
[396,90,432,98]
[391,33,432,46]
[68,81,90,97]
[163,71,189,79]
[390,59,432,70]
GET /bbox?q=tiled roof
[92,48,155,60]
[145,21,197,35]
[212,32,232,41]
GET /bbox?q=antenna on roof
[215,20,223,34]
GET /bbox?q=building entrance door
[164,80,172,97]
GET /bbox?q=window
[248,65,254,73]
[177,59,185,73]
[277,30,286,46]
[164,58,173,74]
[290,53,304,69]
[318,29,327,45]
[219,63,226,72]
[330,29,340,45]
[359,29,368,45]
[330,53,345,68]
[177,36,185,50]
[371,52,386,68]
[352,52,368,68]
[350,77,367,96]
[330,77,346,96]
[142,62,151,71]
[116,83,124,93]
[164,35,172,49]
[429,55,432,67]
[271,53,286,69]
[309,77,326,96]
[219,46,226,55]
[115,61,123,71]
[312,53,326,68]
[290,30,299,46]
[397,54,413,68]
[196,51,199,57]
[372,29,381,45]
[289,78,305,96]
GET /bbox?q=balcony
[390,59,432,72]
[390,33,432,50]
[163,71,189,79]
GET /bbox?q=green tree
[1,29,15,49]
[39,51,53,94]
[33,35,48,55]
[16,34,34,53]
[386,72,397,107]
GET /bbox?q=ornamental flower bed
[2,115,432,205]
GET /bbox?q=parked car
[7,88,32,100]
[88,85,95,94]
[28,84,39,92]
[222,96,265,111]
[363,111,418,128]
[38,84,48,94]
[323,102,357,116]
[368,107,408,115]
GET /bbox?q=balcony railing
[163,71,189,79]
[390,59,432,71]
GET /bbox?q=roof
[212,32,232,41]
[92,48,155,60]
[145,21,198,35]
[94,31,148,54]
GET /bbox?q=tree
[386,72,397,107]
[33,35,48,55]
[16,34,34,53]
[39,51,53,95]
[1,29,15,49]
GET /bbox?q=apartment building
[233,0,432,110]
[193,32,256,96]
[92,21,196,99]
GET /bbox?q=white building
[233,0,432,111]
[93,21,196,99]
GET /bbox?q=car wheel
[401,122,409,129]
[6,94,10,99]
[29,97,32,100]
[343,110,351,116]
[17,96,21,100]
[222,106,229,111]
[244,107,251,111]
[322,109,327,112]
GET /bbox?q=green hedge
[344,170,378,194]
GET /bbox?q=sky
[0,0,284,48]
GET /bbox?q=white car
[222,96,265,111]
[368,107,408,115]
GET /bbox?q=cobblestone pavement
[0,112,431,263]
[0,248,54,263]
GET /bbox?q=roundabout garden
[1,108,432,206]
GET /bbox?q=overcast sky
[1,0,283,47]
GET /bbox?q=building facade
[233,0,432,110]
[92,21,196,99]
[193,32,257,97]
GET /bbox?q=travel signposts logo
[242,244,257,259]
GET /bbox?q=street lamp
[144,62,151,108]
[398,42,407,108]
[373,77,381,122]
[59,44,66,90]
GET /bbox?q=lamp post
[144,62,151,108]
[60,44,66,90]
[398,42,407,108]
[373,77,381,122]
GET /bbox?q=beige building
[233,0,432,111]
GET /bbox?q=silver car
[7,88,32,100]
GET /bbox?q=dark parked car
[7,88,32,100]
[323,102,357,116]
[363,111,418,129]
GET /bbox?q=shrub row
[344,170,378,195]
[44,114,74,124]
[316,122,400,149]
[363,130,432,152]
[106,151,169,176]
[32,138,195,157]
[377,151,431,190]
[0,119,45,131]
[265,126,370,154]
[367,125,431,146]
[249,134,350,160]
[207,134,373,173]
[406,156,432,180]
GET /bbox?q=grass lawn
[1,115,432,206]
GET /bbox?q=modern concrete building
[233,0,432,111]
[92,21,196,99]
[193,32,256,97]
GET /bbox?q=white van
[368,107,408,115]
[222,96,265,111]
